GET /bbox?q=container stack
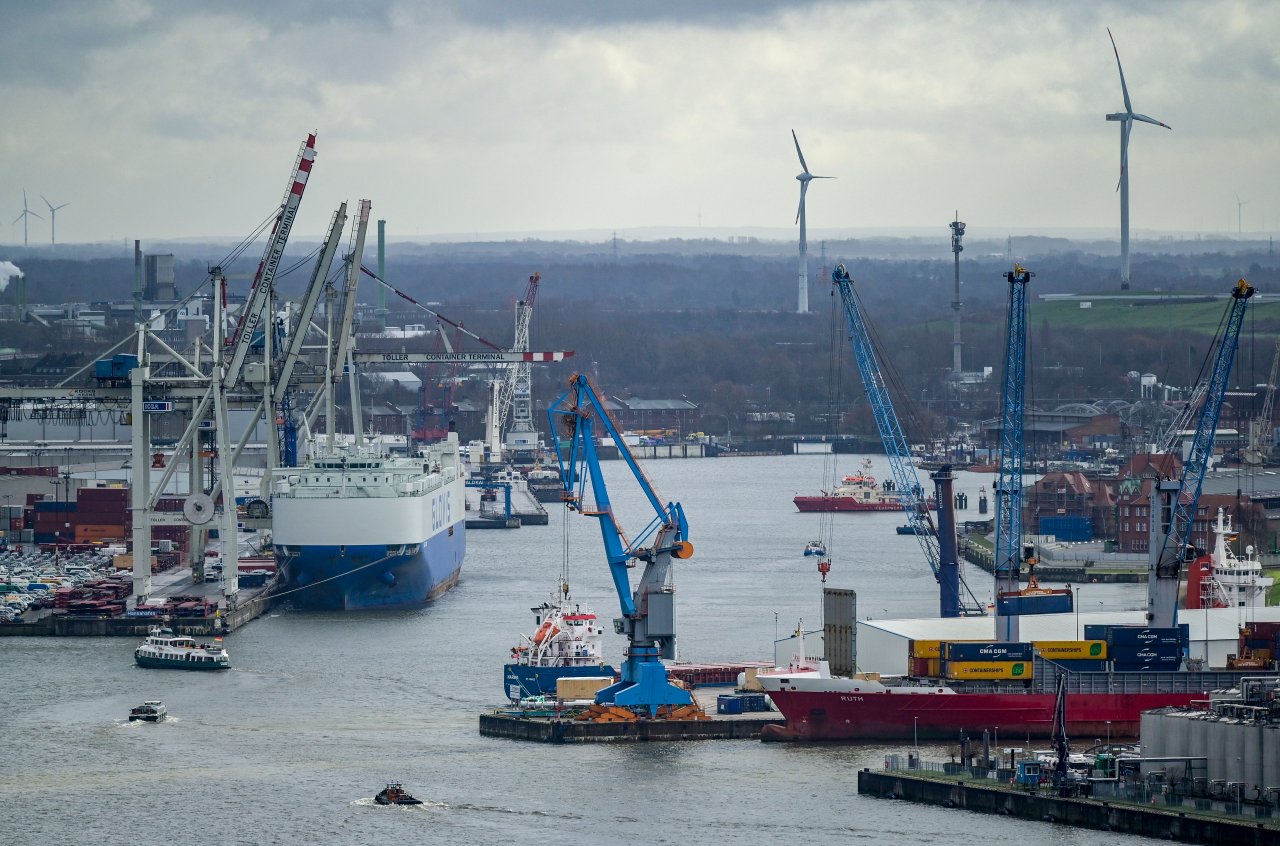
[75,487,129,544]
[907,639,943,677]
[32,500,76,544]
[1085,624,1188,671]
[1227,621,1280,669]
[941,641,1034,680]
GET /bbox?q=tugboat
[375,783,423,806]
[134,626,230,670]
[128,700,167,722]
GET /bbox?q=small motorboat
[803,541,826,557]
[375,783,423,806]
[128,700,167,722]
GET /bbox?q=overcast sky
[2,0,1277,246]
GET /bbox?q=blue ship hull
[279,524,466,611]
[503,663,616,701]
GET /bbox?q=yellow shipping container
[112,554,158,570]
[944,660,1032,680]
[555,676,613,701]
[909,639,943,658]
[1033,640,1107,659]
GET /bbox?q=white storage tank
[1262,725,1280,790]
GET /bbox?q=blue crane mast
[548,374,695,716]
[994,265,1033,643]
[1147,279,1254,629]
[831,264,981,617]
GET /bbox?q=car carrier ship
[271,434,466,611]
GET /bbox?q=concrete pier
[858,769,1280,844]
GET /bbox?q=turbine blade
[12,212,23,224]
[796,181,809,225]
[1107,28,1133,114]
[28,210,42,220]
[792,129,810,175]
[811,175,835,180]
[41,194,52,211]
[1132,113,1171,129]
[55,203,70,211]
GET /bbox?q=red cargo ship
[757,658,1247,741]
[793,459,936,513]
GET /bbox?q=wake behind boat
[272,434,466,611]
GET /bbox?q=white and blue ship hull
[503,662,617,700]
[271,435,467,612]
[281,529,465,611]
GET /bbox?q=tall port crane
[549,374,695,716]
[994,264,1034,643]
[831,264,981,617]
[498,273,541,460]
[1243,336,1280,466]
[1147,279,1254,629]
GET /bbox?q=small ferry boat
[375,783,423,806]
[803,540,826,556]
[128,700,167,722]
[134,626,230,670]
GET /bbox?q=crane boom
[831,264,980,617]
[1147,279,1254,628]
[222,133,316,390]
[1244,337,1280,465]
[548,373,694,716]
[274,202,347,407]
[994,264,1033,643]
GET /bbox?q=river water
[0,454,1161,845]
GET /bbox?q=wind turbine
[1106,28,1170,290]
[41,196,69,246]
[1235,194,1247,234]
[792,130,833,314]
[12,189,42,247]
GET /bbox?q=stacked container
[1086,624,1188,671]
[75,487,129,544]
[940,641,1034,680]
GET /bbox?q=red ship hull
[793,497,937,513]
[761,688,1202,741]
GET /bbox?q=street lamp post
[1074,585,1081,639]
[1106,721,1111,747]
[914,716,919,758]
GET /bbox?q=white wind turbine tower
[1236,194,1247,234]
[791,130,832,314]
[13,189,43,247]
[1106,28,1170,290]
[42,196,69,246]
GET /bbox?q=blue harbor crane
[548,374,695,716]
[994,264,1034,643]
[1147,279,1254,629]
[831,264,982,617]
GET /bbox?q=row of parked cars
[0,549,117,623]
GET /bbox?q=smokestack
[133,240,143,324]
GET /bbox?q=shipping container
[1103,625,1189,646]
[717,695,744,715]
[908,657,943,677]
[1046,659,1109,673]
[996,592,1073,616]
[944,641,1034,662]
[1038,515,1094,542]
[909,639,943,659]
[1033,640,1107,659]
[943,660,1032,680]
[556,676,612,701]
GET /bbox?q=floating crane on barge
[548,374,700,719]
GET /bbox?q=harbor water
[1,455,1165,845]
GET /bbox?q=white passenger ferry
[134,626,230,670]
